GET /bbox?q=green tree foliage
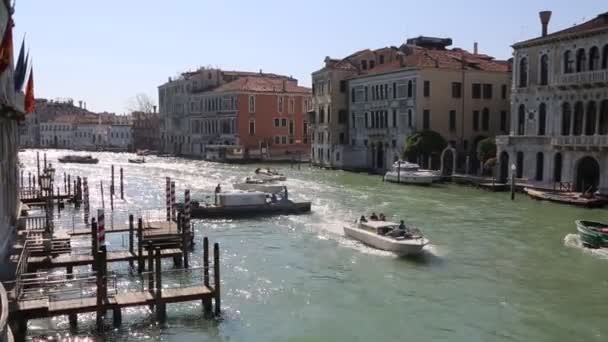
[478,137,497,163]
[404,130,447,157]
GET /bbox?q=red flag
[24,67,34,113]
[0,17,13,74]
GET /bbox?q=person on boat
[359,215,367,223]
[283,186,289,201]
[370,212,378,221]
[255,168,261,174]
[215,184,222,193]
[271,193,278,203]
[398,220,406,230]
[379,213,386,221]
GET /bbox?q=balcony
[555,69,608,89]
[552,135,608,150]
[495,135,552,146]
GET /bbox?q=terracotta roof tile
[214,76,311,94]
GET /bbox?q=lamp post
[511,163,516,201]
[40,173,52,238]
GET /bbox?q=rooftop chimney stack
[153,105,157,114]
[79,100,83,108]
[473,42,478,55]
[540,11,552,37]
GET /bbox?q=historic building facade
[132,110,160,151]
[497,11,608,194]
[310,37,511,172]
[159,68,311,160]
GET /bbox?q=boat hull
[187,201,311,219]
[575,220,608,248]
[383,171,435,185]
[343,225,428,256]
[58,158,99,164]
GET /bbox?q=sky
[12,0,608,114]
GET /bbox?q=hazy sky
[12,1,607,114]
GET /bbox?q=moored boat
[58,155,99,164]
[383,161,439,185]
[343,219,429,256]
[575,220,608,248]
[233,183,284,193]
[128,157,146,164]
[253,168,287,181]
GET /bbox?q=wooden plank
[68,221,174,236]
[111,292,154,307]
[161,286,212,304]
[49,297,98,314]
[28,249,184,269]
[13,299,48,312]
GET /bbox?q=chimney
[539,11,552,37]
[259,69,263,75]
[79,100,83,108]
[153,105,157,113]
[473,42,478,55]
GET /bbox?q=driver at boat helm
[370,213,378,220]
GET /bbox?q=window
[336,151,340,161]
[338,110,347,124]
[423,81,430,97]
[281,118,287,127]
[319,107,325,123]
[327,105,332,124]
[540,54,549,85]
[364,86,368,101]
[423,110,430,130]
[452,82,462,98]
[589,46,600,71]
[407,80,413,97]
[339,132,345,144]
[576,49,586,72]
[274,136,280,145]
[538,103,546,135]
[535,152,544,181]
[278,96,284,113]
[361,60,368,70]
[500,111,507,132]
[519,57,528,88]
[603,45,608,69]
[370,60,375,69]
[249,120,255,135]
[473,110,480,131]
[392,139,396,148]
[408,110,413,128]
[303,121,308,143]
[483,84,493,99]
[249,95,255,113]
[351,88,356,103]
[449,110,456,132]
[289,137,294,144]
[365,112,369,128]
[289,120,294,135]
[517,105,525,135]
[340,80,347,93]
[393,82,397,99]
[501,85,507,99]
[351,112,356,129]
[472,83,481,99]
[392,109,397,128]
[516,152,524,178]
[274,118,280,127]
[482,108,489,131]
[561,102,571,135]
[379,55,385,64]
[289,97,295,113]
[564,50,574,74]
[281,136,287,145]
[554,153,563,182]
[573,102,584,135]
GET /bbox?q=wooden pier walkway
[68,220,177,236]
[26,248,183,269]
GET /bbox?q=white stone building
[497,11,608,193]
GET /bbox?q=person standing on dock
[214,184,222,205]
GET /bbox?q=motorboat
[383,161,439,185]
[343,219,429,256]
[128,157,146,164]
[176,186,310,219]
[253,168,287,181]
[233,182,285,193]
[58,155,99,164]
[136,149,151,156]
[576,220,608,248]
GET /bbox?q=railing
[19,187,41,201]
[15,271,117,302]
[0,281,10,342]
[14,241,31,300]
[554,181,573,192]
[551,135,608,148]
[556,69,608,87]
[22,215,47,231]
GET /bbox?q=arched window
[516,151,524,178]
[518,58,528,87]
[585,101,597,136]
[407,80,413,98]
[482,108,490,131]
[561,102,571,135]
[540,54,549,85]
[564,50,574,73]
[589,46,600,71]
[573,102,584,135]
[576,48,587,72]
[554,153,562,182]
[600,100,608,135]
[535,152,544,181]
[603,45,608,69]
[517,104,525,135]
[538,103,547,135]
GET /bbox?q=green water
[20,150,608,342]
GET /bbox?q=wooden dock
[68,220,177,237]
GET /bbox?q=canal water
[19,150,608,342]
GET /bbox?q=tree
[127,93,156,113]
[403,130,447,158]
[478,137,497,163]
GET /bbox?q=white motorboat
[253,168,287,181]
[343,220,429,256]
[233,183,285,193]
[383,161,439,185]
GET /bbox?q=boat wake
[564,234,608,260]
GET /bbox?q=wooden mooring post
[120,167,124,200]
[110,165,115,211]
[202,237,211,316]
[36,151,40,185]
[170,181,176,221]
[155,247,166,322]
[91,218,98,271]
[128,214,134,269]
[100,180,105,209]
[137,218,144,273]
[67,174,71,197]
[96,245,108,332]
[166,177,171,221]
[213,242,221,316]
[148,242,155,310]
[28,171,31,189]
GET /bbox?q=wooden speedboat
[384,161,439,185]
[576,220,608,248]
[253,168,287,181]
[128,157,145,164]
[177,187,310,219]
[525,188,608,208]
[343,220,428,256]
[58,155,99,164]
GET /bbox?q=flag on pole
[13,36,25,90]
[0,17,13,75]
[24,65,34,113]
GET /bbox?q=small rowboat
[575,220,608,248]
